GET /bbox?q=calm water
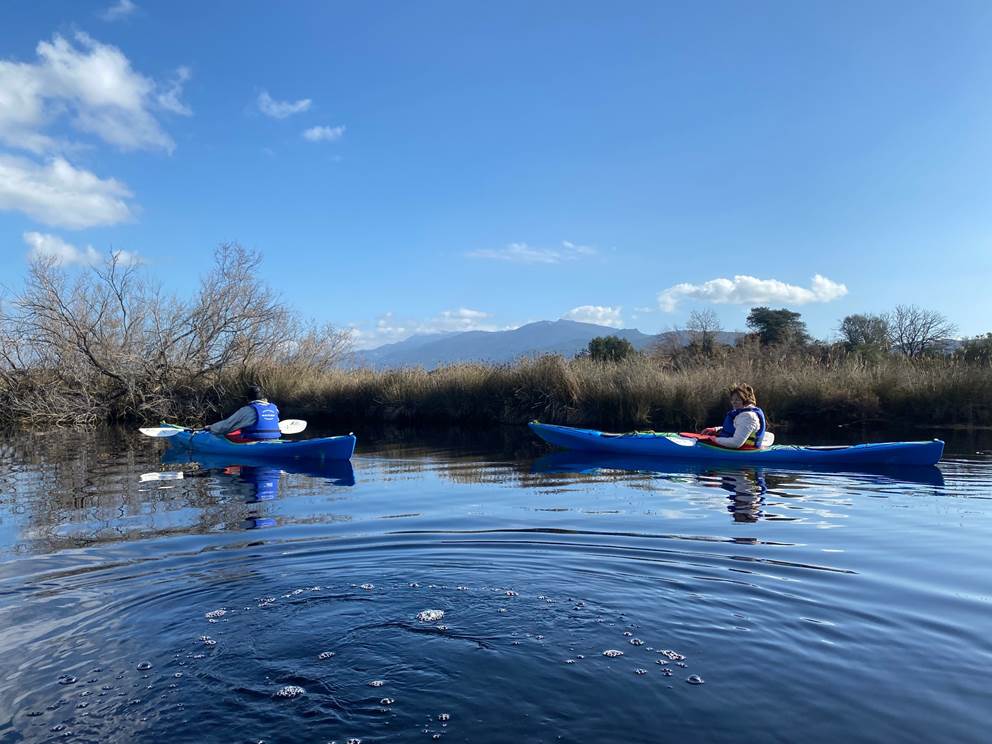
[1,427,991,743]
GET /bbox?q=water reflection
[531,452,945,524]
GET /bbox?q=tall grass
[247,353,992,432]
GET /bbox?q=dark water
[1,427,991,743]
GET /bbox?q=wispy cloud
[100,0,137,22]
[302,125,345,142]
[466,240,596,264]
[562,305,624,328]
[351,308,510,349]
[24,231,139,266]
[156,66,192,116]
[658,274,848,312]
[0,31,188,154]
[0,154,134,228]
[257,90,311,119]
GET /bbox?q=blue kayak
[529,422,944,466]
[165,427,356,462]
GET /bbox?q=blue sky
[1,1,991,347]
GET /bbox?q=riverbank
[256,354,992,432]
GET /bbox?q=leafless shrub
[0,243,352,427]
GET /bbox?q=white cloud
[101,0,138,22]
[302,125,345,142]
[0,154,134,228]
[466,240,597,264]
[156,66,192,116]
[562,305,624,328]
[658,274,848,312]
[257,90,311,119]
[23,231,139,267]
[0,31,188,154]
[353,308,510,349]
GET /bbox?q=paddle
[139,419,308,438]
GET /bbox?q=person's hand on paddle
[700,426,719,436]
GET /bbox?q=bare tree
[1,243,353,426]
[891,305,957,358]
[686,309,722,354]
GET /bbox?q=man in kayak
[204,385,281,442]
[701,383,775,449]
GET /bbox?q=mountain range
[355,319,742,369]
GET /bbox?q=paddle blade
[279,419,307,434]
[139,427,186,438]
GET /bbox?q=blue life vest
[241,401,281,440]
[717,406,767,448]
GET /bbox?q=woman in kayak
[204,384,281,442]
[701,383,774,449]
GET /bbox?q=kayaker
[204,385,281,442]
[701,383,775,449]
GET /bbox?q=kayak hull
[166,429,356,462]
[529,422,944,466]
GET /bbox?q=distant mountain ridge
[355,319,742,369]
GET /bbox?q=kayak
[164,426,356,462]
[529,422,944,466]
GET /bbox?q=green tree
[586,335,636,362]
[839,313,891,352]
[745,307,809,346]
[959,333,992,364]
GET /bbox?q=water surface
[1,427,990,743]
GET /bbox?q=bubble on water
[660,650,685,661]
[380,697,394,705]
[57,675,77,685]
[687,674,704,685]
[318,651,336,660]
[662,669,673,677]
[290,588,305,596]
[457,585,467,591]
[505,590,518,597]
[368,680,384,687]
[174,672,183,678]
[535,635,544,640]
[360,583,374,591]
[409,582,420,588]
[347,739,362,744]
[191,654,205,660]
[623,631,633,637]
[656,660,669,665]
[207,619,218,624]
[274,685,305,698]
[205,609,227,619]
[577,655,585,659]
[437,625,448,631]
[198,636,217,646]
[417,609,444,622]
[50,724,66,732]
[629,639,644,646]
[634,669,648,675]
[437,713,450,722]
[564,659,576,664]
[602,649,624,658]
[511,641,521,646]
[101,685,113,691]
[677,662,687,668]
[497,608,507,614]
[76,702,89,709]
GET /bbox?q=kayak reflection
[533,452,945,523]
[161,451,356,530]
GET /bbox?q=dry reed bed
[256,355,992,431]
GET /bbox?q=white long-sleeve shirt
[714,410,775,449]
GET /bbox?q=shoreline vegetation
[2,245,990,432]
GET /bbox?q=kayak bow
[528,422,943,467]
